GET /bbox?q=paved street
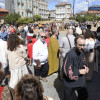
[40,66,100,100]
[29,30,100,100]
[41,30,100,100]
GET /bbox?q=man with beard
[62,35,89,100]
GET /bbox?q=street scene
[0,0,100,100]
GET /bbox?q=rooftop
[90,5,100,7]
[76,10,100,15]
[56,2,71,7]
[0,8,8,12]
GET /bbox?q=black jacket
[62,48,87,88]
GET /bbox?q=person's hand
[79,65,88,75]
[83,65,89,73]
[35,59,41,69]
[35,64,41,69]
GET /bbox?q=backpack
[1,86,15,100]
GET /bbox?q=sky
[0,0,100,14]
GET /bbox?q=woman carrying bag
[6,34,29,89]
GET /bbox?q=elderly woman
[6,34,28,89]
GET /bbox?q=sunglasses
[41,36,46,38]
[78,44,85,47]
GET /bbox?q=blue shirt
[1,31,8,41]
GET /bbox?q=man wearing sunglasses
[33,32,49,82]
[62,35,89,100]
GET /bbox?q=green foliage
[33,15,41,21]
[97,16,100,20]
[75,13,100,22]
[3,13,21,24]
[75,15,86,23]
[16,17,33,24]
[69,17,74,20]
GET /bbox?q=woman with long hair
[6,34,29,89]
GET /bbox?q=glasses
[41,36,46,39]
[77,44,85,47]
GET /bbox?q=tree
[69,17,74,20]
[16,17,33,24]
[33,15,41,21]
[75,15,86,23]
[3,13,21,24]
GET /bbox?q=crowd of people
[0,22,100,100]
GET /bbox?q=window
[22,12,24,16]
[17,4,19,8]
[30,0,31,4]
[22,5,23,9]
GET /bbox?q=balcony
[21,1,24,5]
[26,9,32,13]
[17,0,20,4]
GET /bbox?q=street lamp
[73,0,75,19]
[86,0,89,11]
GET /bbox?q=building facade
[38,0,49,19]
[76,11,100,17]
[55,2,71,20]
[49,10,56,20]
[5,0,49,19]
[89,5,100,11]
[5,0,15,14]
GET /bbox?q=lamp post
[86,0,89,11]
[73,0,75,19]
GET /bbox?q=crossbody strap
[66,35,71,49]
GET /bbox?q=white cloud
[46,0,68,3]
[0,2,4,8]
[75,0,88,13]
[88,0,100,3]
[74,0,100,13]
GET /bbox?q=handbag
[1,86,15,100]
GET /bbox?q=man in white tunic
[33,32,48,82]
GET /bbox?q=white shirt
[33,39,48,65]
[85,39,96,52]
[59,35,75,57]
[76,26,82,35]
[0,39,8,68]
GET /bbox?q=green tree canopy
[75,13,100,22]
[33,15,41,21]
[75,15,86,23]
[16,17,33,24]
[3,13,21,24]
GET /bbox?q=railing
[26,9,32,13]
